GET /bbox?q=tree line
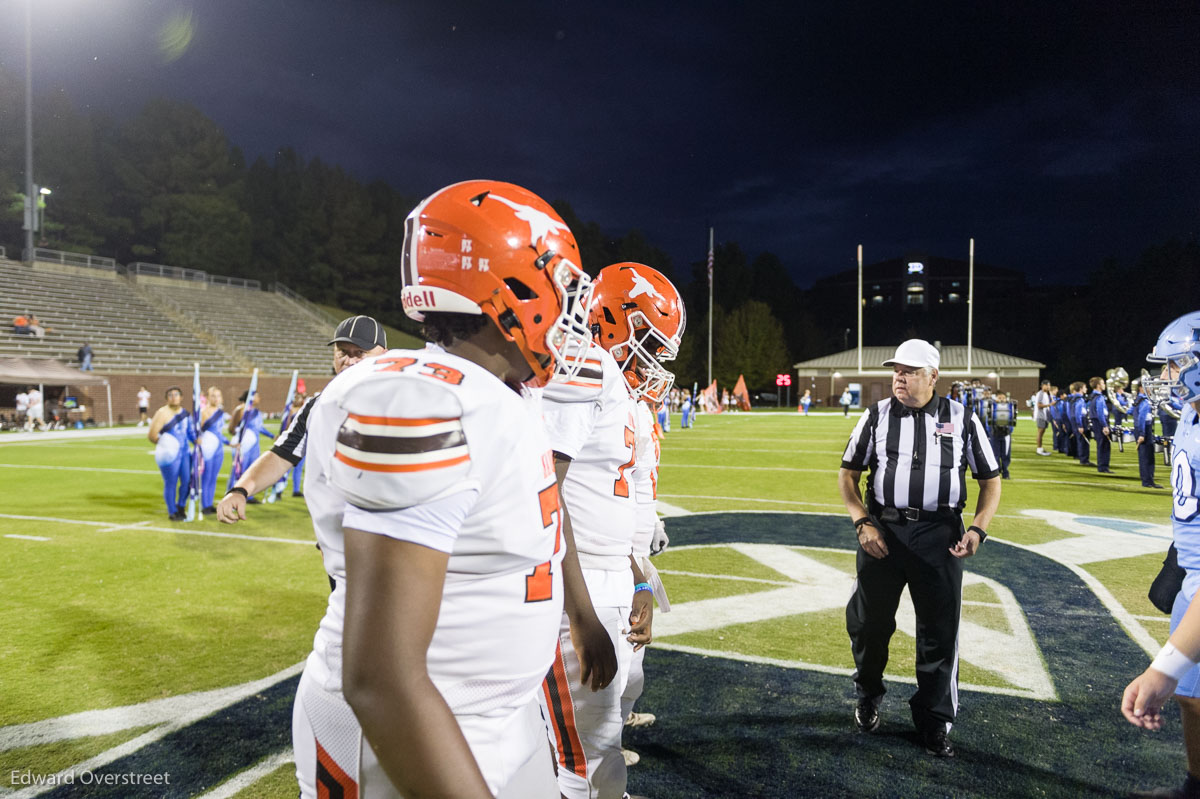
[1,70,1194,396]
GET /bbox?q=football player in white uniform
[591,264,686,762]
[540,262,685,798]
[292,180,597,799]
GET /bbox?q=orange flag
[733,375,752,411]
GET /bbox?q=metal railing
[126,261,208,282]
[209,274,261,291]
[28,247,116,271]
[272,281,338,327]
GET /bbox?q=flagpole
[707,227,714,387]
[856,244,863,373]
[967,238,974,375]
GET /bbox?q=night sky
[2,0,1198,287]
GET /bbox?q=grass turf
[0,409,1184,797]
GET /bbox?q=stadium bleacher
[0,258,334,375]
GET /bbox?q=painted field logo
[653,542,1056,701]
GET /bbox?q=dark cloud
[2,0,1198,285]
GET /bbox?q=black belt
[870,502,958,523]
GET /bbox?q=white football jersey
[303,345,564,717]
[541,342,638,565]
[631,400,660,558]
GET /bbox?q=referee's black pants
[846,516,963,732]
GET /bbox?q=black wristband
[853,516,872,532]
[967,525,987,542]
[227,486,249,499]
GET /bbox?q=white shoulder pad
[543,353,606,403]
[329,373,475,511]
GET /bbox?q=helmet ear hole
[603,306,617,325]
[504,278,538,301]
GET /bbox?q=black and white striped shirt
[841,393,1000,512]
[271,394,319,464]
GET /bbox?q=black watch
[967,525,988,542]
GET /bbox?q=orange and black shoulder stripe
[335,413,469,473]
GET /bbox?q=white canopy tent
[0,357,113,427]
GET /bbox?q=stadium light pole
[38,186,51,245]
[23,0,35,264]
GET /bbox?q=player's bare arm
[839,467,887,559]
[216,451,294,523]
[341,527,492,799]
[555,455,618,691]
[628,554,653,651]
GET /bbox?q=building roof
[794,345,1045,371]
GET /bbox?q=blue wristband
[634,582,653,594]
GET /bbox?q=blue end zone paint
[40,675,298,799]
[35,511,1185,798]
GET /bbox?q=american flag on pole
[707,236,714,288]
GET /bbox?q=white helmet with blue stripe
[1145,311,1200,404]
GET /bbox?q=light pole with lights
[23,0,35,263]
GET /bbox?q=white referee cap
[883,339,940,370]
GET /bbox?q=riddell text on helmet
[402,288,437,312]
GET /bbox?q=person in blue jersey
[226,388,268,499]
[198,386,228,514]
[277,391,307,498]
[148,386,195,521]
[1087,376,1113,473]
[1068,381,1092,466]
[1132,382,1163,489]
[1121,311,1200,798]
[988,391,1016,479]
[680,390,694,428]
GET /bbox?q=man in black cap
[217,315,388,523]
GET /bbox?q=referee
[838,339,1001,758]
[216,315,387,523]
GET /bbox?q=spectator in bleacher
[148,386,194,521]
[217,314,387,524]
[137,386,151,427]
[24,387,45,432]
[77,342,94,371]
[27,314,46,339]
[12,314,30,335]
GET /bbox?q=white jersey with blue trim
[1172,403,1200,571]
[631,400,660,557]
[302,345,564,716]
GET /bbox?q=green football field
[0,410,1186,798]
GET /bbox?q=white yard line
[194,749,294,799]
[0,428,146,445]
[0,513,313,547]
[4,535,49,542]
[0,463,159,476]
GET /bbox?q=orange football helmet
[401,180,594,387]
[589,262,686,401]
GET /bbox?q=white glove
[650,519,669,556]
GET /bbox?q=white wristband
[1150,642,1198,682]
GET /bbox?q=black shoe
[168,511,186,521]
[1097,468,1112,473]
[246,495,260,504]
[922,727,955,758]
[1079,461,1094,466]
[855,698,880,733]
[202,506,217,515]
[1148,483,1164,489]
[293,492,304,498]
